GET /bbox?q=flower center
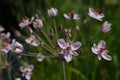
[100,48,104,53]
[95,9,102,15]
[66,46,71,50]
[30,39,35,44]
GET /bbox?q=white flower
[102,21,111,33]
[91,40,112,61]
[33,19,43,29]
[57,39,82,62]
[25,35,39,46]
[20,65,34,80]
[63,11,80,20]
[88,7,104,21]
[36,53,45,62]
[19,16,34,28]
[48,7,57,18]
[11,39,24,53]
[0,25,5,32]
[2,42,11,54]
[0,32,11,40]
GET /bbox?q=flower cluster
[0,7,112,80]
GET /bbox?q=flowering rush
[91,40,112,61]
[25,35,39,46]
[20,65,34,80]
[57,39,82,62]
[63,11,80,20]
[19,16,34,28]
[102,21,111,33]
[11,39,24,53]
[88,7,104,21]
[48,7,58,18]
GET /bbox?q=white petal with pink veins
[72,41,81,50]
[64,51,73,62]
[57,39,66,49]
[98,40,106,48]
[101,51,112,61]
[102,21,111,33]
[91,44,99,54]
[29,65,34,70]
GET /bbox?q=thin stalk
[41,29,54,48]
[20,53,36,57]
[53,19,58,39]
[8,69,12,80]
[62,61,66,80]
[33,31,57,55]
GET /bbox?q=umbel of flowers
[0,7,112,80]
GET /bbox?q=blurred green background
[0,0,120,80]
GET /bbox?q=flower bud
[49,33,54,40]
[50,28,54,33]
[48,7,58,18]
[58,24,62,32]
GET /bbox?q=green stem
[41,30,54,48]
[33,31,56,55]
[62,61,67,80]
[8,69,12,80]
[20,53,36,57]
[53,19,58,40]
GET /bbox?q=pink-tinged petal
[72,41,82,50]
[73,14,80,20]
[25,74,31,80]
[20,66,24,72]
[19,19,30,28]
[14,48,22,53]
[63,14,70,20]
[97,13,104,19]
[97,54,102,60]
[15,78,21,80]
[29,65,34,70]
[57,39,66,49]
[91,44,99,54]
[1,32,11,40]
[0,25,5,32]
[37,53,45,62]
[98,40,106,48]
[101,51,112,61]
[64,51,73,62]
[25,35,39,46]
